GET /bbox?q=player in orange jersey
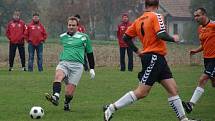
[103,0,199,121]
[182,8,215,114]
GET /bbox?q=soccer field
[0,66,214,121]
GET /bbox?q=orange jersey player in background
[182,8,215,114]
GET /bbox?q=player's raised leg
[104,84,151,121]
[45,69,65,106]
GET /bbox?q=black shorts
[138,53,173,86]
[204,58,215,78]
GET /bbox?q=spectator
[117,13,133,71]
[6,10,26,71]
[25,12,47,72]
[75,14,86,33]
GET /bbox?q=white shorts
[56,61,84,86]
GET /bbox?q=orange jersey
[198,21,215,58]
[125,11,167,55]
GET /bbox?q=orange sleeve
[125,21,137,37]
[153,14,165,33]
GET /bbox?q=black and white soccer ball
[29,106,44,119]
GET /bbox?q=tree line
[0,0,215,41]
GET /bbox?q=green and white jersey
[59,32,93,64]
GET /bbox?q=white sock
[190,87,204,105]
[113,91,137,110]
[54,93,60,98]
[108,104,116,113]
[168,95,186,120]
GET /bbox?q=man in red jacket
[117,13,133,71]
[6,10,26,71]
[25,12,47,72]
[75,14,86,33]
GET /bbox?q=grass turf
[0,65,214,121]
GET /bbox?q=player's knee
[55,74,64,81]
[65,88,73,95]
[166,86,178,97]
[138,94,147,99]
[139,93,149,99]
[199,74,209,84]
[134,90,149,99]
[198,79,208,87]
[169,91,178,97]
[54,77,63,82]
[65,84,75,95]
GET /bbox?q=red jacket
[25,21,47,46]
[6,19,26,44]
[117,21,132,47]
[77,24,86,33]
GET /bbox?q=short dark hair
[145,0,159,8]
[74,14,81,19]
[67,16,79,25]
[195,8,207,15]
[122,13,128,17]
[33,12,39,16]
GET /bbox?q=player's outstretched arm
[190,45,203,55]
[157,31,179,43]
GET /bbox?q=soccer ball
[29,106,44,119]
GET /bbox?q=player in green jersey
[45,16,95,111]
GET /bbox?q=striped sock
[168,95,186,120]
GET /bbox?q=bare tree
[32,0,141,39]
[0,0,38,35]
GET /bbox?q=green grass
[0,66,214,121]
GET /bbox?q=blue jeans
[28,43,43,72]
